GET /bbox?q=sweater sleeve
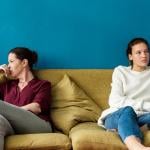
[108,66,142,110]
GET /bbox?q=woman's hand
[21,102,41,114]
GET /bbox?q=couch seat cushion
[69,122,127,150]
[5,133,71,150]
[144,131,150,146]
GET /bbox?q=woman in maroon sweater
[0,47,52,149]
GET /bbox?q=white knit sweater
[98,65,150,126]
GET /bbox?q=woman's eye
[9,60,13,63]
[136,51,141,54]
[135,50,149,55]
[144,50,149,53]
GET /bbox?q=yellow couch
[2,69,150,150]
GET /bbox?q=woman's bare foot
[124,135,150,150]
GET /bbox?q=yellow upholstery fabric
[144,131,150,146]
[35,69,112,110]
[51,74,100,134]
[5,133,71,150]
[69,122,127,150]
[2,69,150,150]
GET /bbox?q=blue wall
[0,0,150,69]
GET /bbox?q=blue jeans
[104,106,150,141]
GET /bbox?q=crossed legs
[104,106,150,150]
[0,100,52,150]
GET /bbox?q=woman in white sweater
[98,37,150,150]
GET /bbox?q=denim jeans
[104,106,150,141]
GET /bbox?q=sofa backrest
[35,69,113,110]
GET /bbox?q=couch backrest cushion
[35,69,113,110]
[51,74,101,134]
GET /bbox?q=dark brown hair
[9,47,38,70]
[126,37,150,66]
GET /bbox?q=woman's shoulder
[114,65,131,74]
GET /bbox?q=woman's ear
[22,59,28,67]
[128,54,133,61]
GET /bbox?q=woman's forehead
[8,53,17,60]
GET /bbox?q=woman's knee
[118,106,137,124]
[122,106,136,116]
[0,115,14,135]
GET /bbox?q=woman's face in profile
[8,53,25,78]
[129,42,150,71]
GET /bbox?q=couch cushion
[35,69,113,110]
[143,131,150,146]
[69,122,127,150]
[5,133,71,150]
[51,74,100,134]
